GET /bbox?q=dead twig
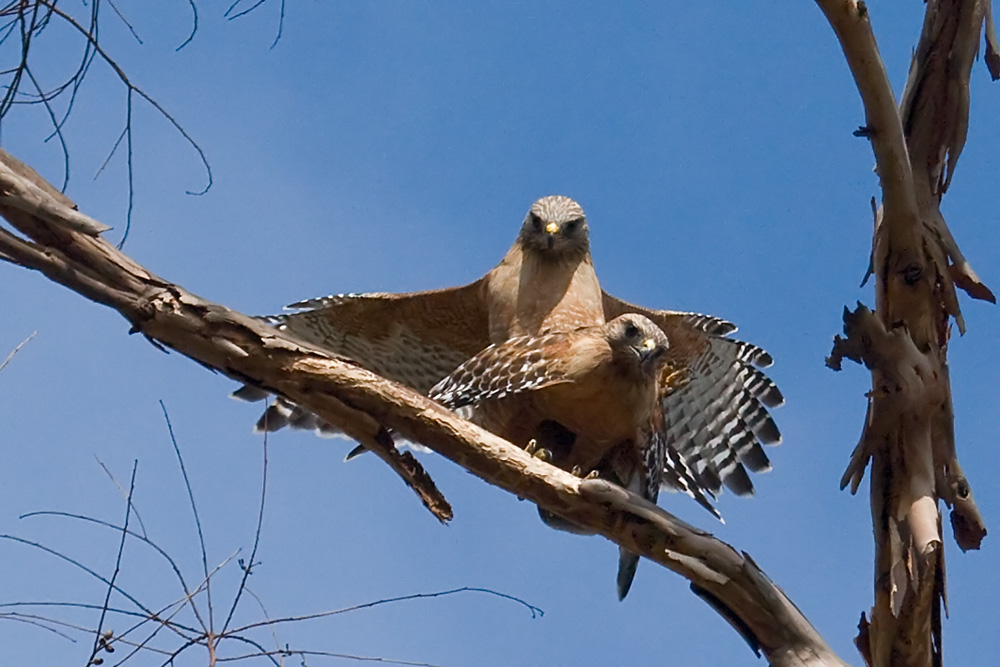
[0,1,209,246]
[0,330,36,373]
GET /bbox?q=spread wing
[603,292,784,497]
[269,281,492,392]
[235,280,493,435]
[429,332,575,409]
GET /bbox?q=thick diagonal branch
[0,149,847,667]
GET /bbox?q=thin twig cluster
[0,403,540,665]
[0,0,284,246]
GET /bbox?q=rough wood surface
[816,1,993,665]
[0,147,848,667]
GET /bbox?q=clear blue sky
[2,3,998,665]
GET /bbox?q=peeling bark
[816,1,993,665]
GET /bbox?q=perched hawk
[237,195,783,502]
[429,314,718,598]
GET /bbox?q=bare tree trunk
[0,148,848,667]
[816,1,995,665]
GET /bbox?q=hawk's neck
[485,243,605,342]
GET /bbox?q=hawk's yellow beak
[544,222,559,235]
[636,337,664,365]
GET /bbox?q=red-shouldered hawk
[236,194,601,425]
[236,195,782,501]
[428,314,716,598]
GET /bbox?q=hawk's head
[606,314,669,375]
[517,195,590,259]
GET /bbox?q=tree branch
[0,148,848,667]
[816,1,993,665]
[814,0,922,268]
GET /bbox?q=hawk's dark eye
[530,214,543,230]
[624,322,640,339]
[564,219,581,234]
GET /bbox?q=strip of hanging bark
[816,2,994,666]
[932,364,987,551]
[986,2,1000,80]
[898,0,996,314]
[0,150,850,667]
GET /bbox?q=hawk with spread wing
[429,314,718,598]
[237,195,783,502]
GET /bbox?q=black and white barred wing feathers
[652,415,722,521]
[430,319,722,526]
[429,332,576,410]
[602,293,784,497]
